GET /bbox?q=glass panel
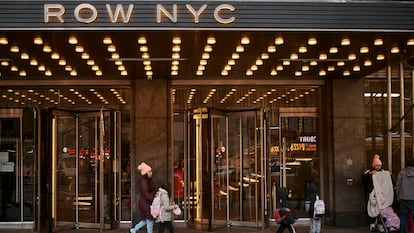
[22,109,35,221]
[227,112,263,224]
[0,118,20,221]
[212,113,227,226]
[364,65,413,177]
[78,116,99,224]
[56,115,77,224]
[55,112,113,228]
[185,109,210,230]
[271,117,320,217]
[120,112,132,222]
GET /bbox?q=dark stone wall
[331,78,367,226]
[130,79,170,222]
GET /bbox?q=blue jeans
[399,199,414,233]
[130,219,154,233]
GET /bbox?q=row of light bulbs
[177,87,315,106]
[1,35,414,79]
[1,36,99,77]
[0,88,127,106]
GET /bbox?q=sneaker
[369,223,375,231]
[389,226,397,231]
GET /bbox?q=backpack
[274,207,295,225]
[313,195,325,218]
[150,192,163,219]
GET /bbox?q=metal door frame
[184,107,266,230]
[0,108,37,229]
[52,109,119,231]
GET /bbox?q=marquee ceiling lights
[0,31,413,110]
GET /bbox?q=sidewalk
[57,225,371,233]
[0,224,372,233]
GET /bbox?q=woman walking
[130,162,156,233]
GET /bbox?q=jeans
[399,199,414,233]
[309,217,321,233]
[130,219,154,233]
[276,223,296,233]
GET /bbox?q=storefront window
[364,64,414,177]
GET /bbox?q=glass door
[185,108,265,230]
[269,107,318,219]
[52,110,120,230]
[0,109,36,228]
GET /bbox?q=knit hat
[372,154,382,167]
[138,162,152,176]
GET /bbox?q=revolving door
[185,108,266,230]
[52,109,121,230]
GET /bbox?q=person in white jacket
[364,154,394,231]
[155,184,179,233]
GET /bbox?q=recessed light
[391,46,400,53]
[267,45,276,53]
[34,37,43,45]
[241,37,250,45]
[348,54,357,60]
[364,60,372,66]
[341,38,350,46]
[69,37,78,44]
[376,54,385,60]
[0,37,8,45]
[172,37,181,44]
[374,38,383,46]
[275,37,284,45]
[137,37,146,44]
[236,45,244,52]
[10,46,19,53]
[308,38,317,45]
[329,47,338,54]
[360,47,369,53]
[207,37,216,45]
[319,70,326,76]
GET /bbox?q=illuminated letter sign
[185,4,207,24]
[74,3,98,24]
[214,4,235,24]
[157,4,178,23]
[44,4,65,23]
[106,4,134,23]
[44,3,236,26]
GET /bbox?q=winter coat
[367,170,394,217]
[138,174,155,220]
[155,188,176,223]
[396,166,414,201]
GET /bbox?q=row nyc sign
[44,3,236,24]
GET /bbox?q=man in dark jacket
[396,157,414,233]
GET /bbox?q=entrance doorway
[185,108,266,230]
[0,109,37,228]
[52,109,120,230]
[269,107,319,219]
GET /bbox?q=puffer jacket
[155,188,176,222]
[138,175,155,219]
[396,166,414,201]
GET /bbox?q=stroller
[372,206,400,232]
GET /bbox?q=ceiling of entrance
[0,31,413,109]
